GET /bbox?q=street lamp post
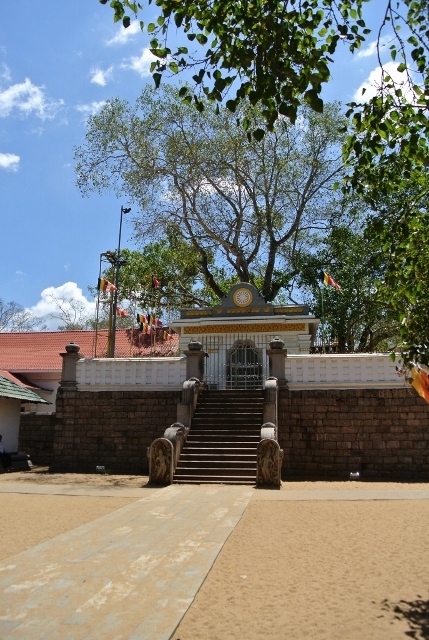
[109,205,131,358]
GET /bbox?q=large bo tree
[99,1,429,362]
[75,86,346,303]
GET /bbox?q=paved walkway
[1,482,429,639]
[0,484,252,640]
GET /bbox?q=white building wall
[0,397,21,451]
[19,371,57,414]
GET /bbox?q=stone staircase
[173,389,264,485]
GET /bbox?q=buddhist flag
[116,307,128,317]
[319,270,341,290]
[152,276,160,289]
[98,277,117,292]
[411,368,429,404]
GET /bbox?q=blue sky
[0,1,399,329]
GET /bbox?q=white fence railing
[75,353,405,391]
[285,353,404,389]
[76,356,187,391]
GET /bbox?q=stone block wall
[52,388,181,474]
[21,385,429,479]
[19,413,57,466]
[279,388,429,479]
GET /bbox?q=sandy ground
[1,469,429,639]
[0,467,145,560]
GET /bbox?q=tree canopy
[75,86,346,302]
[295,212,398,353]
[364,169,429,366]
[99,1,429,155]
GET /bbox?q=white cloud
[0,78,64,120]
[356,36,391,59]
[90,66,114,86]
[0,62,11,82]
[122,48,157,77]
[75,101,106,118]
[28,282,96,330]
[0,152,19,171]
[106,21,142,45]
[353,61,416,103]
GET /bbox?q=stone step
[192,413,262,429]
[176,455,256,469]
[173,477,255,485]
[182,447,257,455]
[173,389,263,485]
[188,425,261,439]
[174,467,256,478]
[196,401,263,408]
[185,439,259,447]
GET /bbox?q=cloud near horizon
[28,282,96,330]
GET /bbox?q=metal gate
[201,333,272,390]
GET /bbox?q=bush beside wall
[279,388,429,479]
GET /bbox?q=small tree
[0,299,47,332]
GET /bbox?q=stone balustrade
[285,353,404,389]
[76,356,187,390]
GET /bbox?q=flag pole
[320,284,325,354]
[94,254,103,358]
[107,290,114,357]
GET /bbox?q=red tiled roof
[0,329,179,372]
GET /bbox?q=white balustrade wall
[75,353,405,391]
[76,356,187,391]
[285,353,404,389]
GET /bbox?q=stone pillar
[266,336,288,388]
[183,339,207,381]
[59,342,81,389]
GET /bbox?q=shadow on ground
[381,595,429,639]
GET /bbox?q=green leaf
[252,128,265,141]
[226,99,237,113]
[153,72,162,88]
